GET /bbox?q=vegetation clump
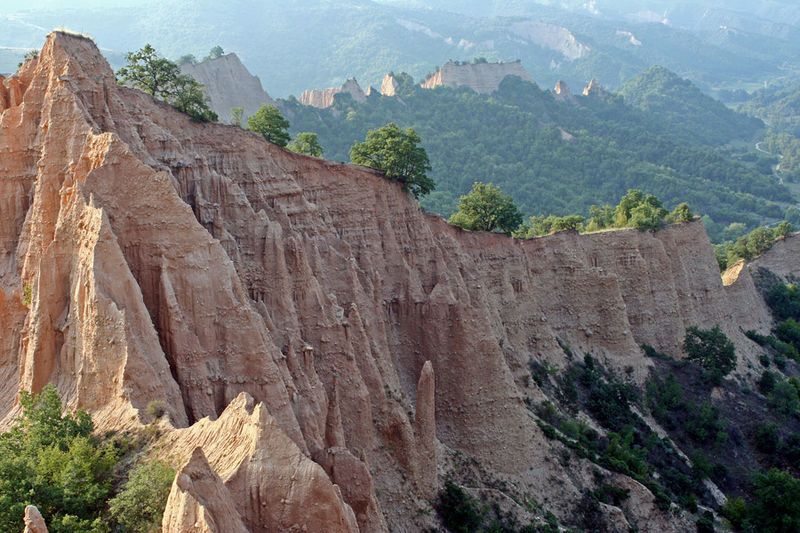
[117,44,217,122]
[350,122,435,198]
[0,385,175,533]
[683,325,736,384]
[248,104,291,147]
[448,182,523,234]
[287,132,324,157]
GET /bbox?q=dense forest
[283,68,790,241]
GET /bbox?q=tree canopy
[248,105,291,147]
[683,325,737,384]
[449,182,522,234]
[117,44,217,122]
[350,122,434,199]
[288,132,324,157]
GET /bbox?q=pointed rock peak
[554,80,571,96]
[325,376,346,448]
[23,505,48,533]
[380,73,400,96]
[582,78,605,96]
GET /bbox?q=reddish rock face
[421,60,533,94]
[0,32,774,531]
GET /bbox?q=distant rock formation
[582,78,606,97]
[181,53,275,124]
[380,73,401,96]
[421,60,533,94]
[23,506,48,533]
[298,78,367,108]
[553,80,575,102]
[509,21,590,60]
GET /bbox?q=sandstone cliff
[181,53,275,124]
[298,78,367,109]
[380,74,400,97]
[421,60,533,94]
[0,32,776,532]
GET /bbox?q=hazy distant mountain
[0,0,798,96]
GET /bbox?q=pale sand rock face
[299,78,367,108]
[421,60,533,94]
[181,53,275,124]
[380,74,400,96]
[509,21,591,61]
[160,393,359,533]
[23,506,48,533]
[0,32,777,531]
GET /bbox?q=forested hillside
[284,71,788,239]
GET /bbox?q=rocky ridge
[0,32,783,532]
[181,53,275,124]
[421,60,534,94]
[299,78,367,109]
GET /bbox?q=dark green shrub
[684,326,736,384]
[768,380,800,416]
[686,403,726,445]
[696,510,715,533]
[0,385,117,533]
[108,461,175,533]
[593,483,630,506]
[435,480,484,533]
[759,371,778,394]
[766,283,800,321]
[720,497,748,530]
[754,423,780,454]
[776,319,800,349]
[748,469,800,532]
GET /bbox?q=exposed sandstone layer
[299,78,366,109]
[380,74,400,96]
[553,80,575,103]
[23,506,48,533]
[421,60,533,94]
[0,32,773,531]
[583,78,606,97]
[509,21,591,60]
[181,53,275,124]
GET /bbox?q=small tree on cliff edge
[449,182,522,235]
[288,132,324,157]
[248,105,291,147]
[117,44,217,122]
[350,122,435,199]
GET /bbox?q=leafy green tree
[768,380,800,416]
[230,106,244,128]
[109,461,175,533]
[435,480,484,533]
[176,54,197,66]
[516,214,585,237]
[748,469,800,532]
[666,202,694,223]
[350,123,434,198]
[117,44,216,122]
[0,385,117,533]
[585,204,615,232]
[288,132,324,157]
[206,46,225,60]
[248,105,291,147]
[683,325,736,384]
[614,189,667,229]
[449,182,522,234]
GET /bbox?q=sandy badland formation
[180,53,276,125]
[421,60,534,94]
[0,32,793,531]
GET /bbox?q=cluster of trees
[117,45,217,122]
[446,186,694,237]
[714,222,793,270]
[176,45,226,66]
[0,386,173,533]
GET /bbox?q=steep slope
[620,65,764,145]
[0,32,779,531]
[180,53,275,124]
